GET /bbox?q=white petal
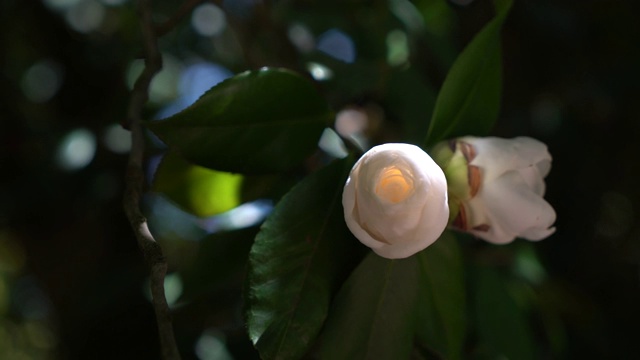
[342,143,449,258]
[343,173,386,250]
[462,136,552,182]
[520,226,556,241]
[352,144,443,243]
[353,147,422,241]
[518,166,546,196]
[465,196,517,244]
[536,158,552,178]
[373,191,449,258]
[480,171,556,240]
[470,227,517,244]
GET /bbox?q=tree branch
[123,1,181,359]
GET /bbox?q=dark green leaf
[317,253,420,360]
[152,152,242,217]
[385,68,437,145]
[424,0,513,147]
[415,232,465,360]
[246,157,365,360]
[318,56,384,104]
[147,68,331,174]
[180,226,259,300]
[240,173,301,204]
[471,265,535,360]
[413,0,459,72]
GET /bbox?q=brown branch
[123,1,181,360]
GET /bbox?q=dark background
[1,0,639,358]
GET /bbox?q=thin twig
[123,1,181,359]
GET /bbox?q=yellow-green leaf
[153,152,242,217]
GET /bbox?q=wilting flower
[433,136,556,244]
[342,143,449,259]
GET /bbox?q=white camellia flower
[342,143,449,259]
[433,136,556,244]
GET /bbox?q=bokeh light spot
[164,273,183,307]
[307,62,333,81]
[318,128,348,159]
[179,62,232,105]
[56,128,96,171]
[65,0,105,33]
[195,329,233,360]
[20,60,64,103]
[335,107,370,151]
[210,200,273,232]
[317,29,356,63]
[192,3,226,37]
[126,59,144,89]
[147,194,207,242]
[154,62,232,120]
[386,29,409,66]
[513,245,546,284]
[288,23,315,53]
[103,124,131,154]
[150,55,183,103]
[128,55,183,104]
[143,273,184,307]
[335,108,368,137]
[389,0,425,31]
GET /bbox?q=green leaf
[147,68,331,174]
[180,226,258,300]
[240,173,300,204]
[424,0,513,147]
[415,232,465,360]
[385,68,437,145]
[317,253,421,360]
[413,0,459,72]
[246,157,365,360]
[471,265,536,360]
[152,152,242,217]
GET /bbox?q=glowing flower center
[375,166,413,203]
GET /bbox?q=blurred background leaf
[152,152,242,217]
[179,226,258,301]
[470,264,536,360]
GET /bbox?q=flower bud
[433,136,556,244]
[342,143,449,259]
